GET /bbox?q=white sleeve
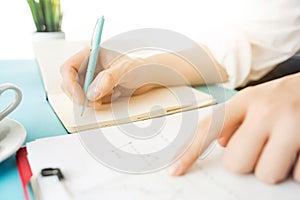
[201,0,300,89]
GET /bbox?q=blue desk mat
[0,60,67,200]
[0,60,236,200]
[0,60,67,141]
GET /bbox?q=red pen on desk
[16,147,33,200]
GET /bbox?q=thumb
[86,56,133,101]
[166,114,218,176]
[86,70,114,101]
[217,93,247,146]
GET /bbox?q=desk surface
[0,60,236,200]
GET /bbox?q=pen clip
[31,168,73,200]
[41,168,65,181]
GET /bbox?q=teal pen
[81,16,105,116]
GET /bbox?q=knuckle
[235,86,255,100]
[102,70,115,84]
[60,62,71,75]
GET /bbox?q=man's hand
[169,73,300,184]
[60,47,158,109]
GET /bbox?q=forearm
[144,45,228,86]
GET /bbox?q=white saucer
[0,118,26,163]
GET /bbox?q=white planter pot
[32,31,65,41]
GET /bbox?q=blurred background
[0,0,246,59]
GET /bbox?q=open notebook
[26,108,300,200]
[32,41,217,133]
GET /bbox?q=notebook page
[32,40,88,94]
[48,86,215,133]
[27,108,300,200]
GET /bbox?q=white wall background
[0,0,246,59]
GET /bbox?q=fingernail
[167,163,182,176]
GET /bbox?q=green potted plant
[27,0,65,40]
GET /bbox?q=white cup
[0,84,22,122]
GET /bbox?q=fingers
[61,65,85,105]
[60,47,90,78]
[85,89,122,111]
[98,48,122,69]
[223,114,269,174]
[86,70,114,101]
[167,115,215,176]
[293,155,300,183]
[60,46,126,108]
[87,100,103,110]
[105,89,122,103]
[60,47,90,102]
[86,56,134,101]
[77,56,90,87]
[168,94,247,176]
[217,90,249,146]
[255,138,297,184]
[61,80,84,105]
[254,122,299,184]
[133,84,160,95]
[98,89,122,104]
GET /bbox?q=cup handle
[0,84,22,121]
